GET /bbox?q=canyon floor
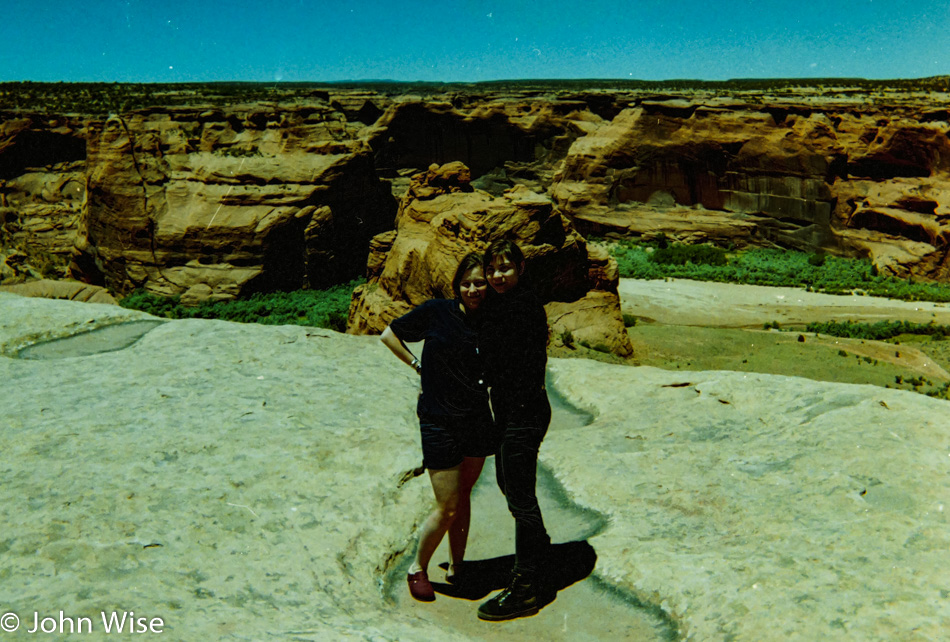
[616,278,950,396]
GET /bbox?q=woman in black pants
[477,239,552,622]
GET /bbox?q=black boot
[477,572,538,621]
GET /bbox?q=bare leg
[408,465,462,574]
[447,456,485,574]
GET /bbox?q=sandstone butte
[2,83,950,340]
[1,292,947,640]
[347,160,633,356]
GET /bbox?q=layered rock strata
[2,84,950,297]
[75,107,396,300]
[0,114,88,282]
[549,99,950,280]
[348,162,634,357]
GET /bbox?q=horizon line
[2,75,949,86]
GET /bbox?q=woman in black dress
[380,252,496,602]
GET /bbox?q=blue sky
[2,0,947,82]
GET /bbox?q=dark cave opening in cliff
[248,221,308,294]
[370,103,554,181]
[0,130,86,180]
[848,157,933,180]
[849,210,937,245]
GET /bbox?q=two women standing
[381,241,552,622]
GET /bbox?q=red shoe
[407,570,435,602]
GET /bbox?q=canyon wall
[0,114,87,282]
[76,106,396,301]
[1,83,948,306]
[550,97,950,280]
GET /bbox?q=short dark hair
[483,239,524,269]
[452,252,485,298]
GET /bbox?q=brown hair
[452,252,485,298]
[483,239,525,270]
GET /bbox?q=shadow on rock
[435,539,597,611]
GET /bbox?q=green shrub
[622,314,638,327]
[926,382,950,399]
[119,278,364,331]
[559,329,575,348]
[650,243,729,266]
[604,239,950,303]
[578,339,611,353]
[803,320,950,341]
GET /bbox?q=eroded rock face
[549,101,950,280]
[0,115,88,282]
[833,176,950,278]
[75,107,396,300]
[348,162,634,357]
[0,278,116,304]
[3,85,950,298]
[364,96,584,192]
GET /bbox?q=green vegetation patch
[804,320,950,341]
[650,242,729,266]
[119,279,364,332]
[627,323,950,400]
[602,239,950,303]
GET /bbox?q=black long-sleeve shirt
[479,285,550,427]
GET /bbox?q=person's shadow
[433,540,597,611]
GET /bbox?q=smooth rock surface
[545,360,950,640]
[0,293,447,640]
[2,292,948,640]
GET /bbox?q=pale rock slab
[3,293,948,640]
[545,359,950,640]
[0,293,461,640]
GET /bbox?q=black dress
[389,298,496,462]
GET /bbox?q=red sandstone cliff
[1,82,948,307]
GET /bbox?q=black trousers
[494,395,552,577]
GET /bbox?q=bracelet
[410,357,421,373]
